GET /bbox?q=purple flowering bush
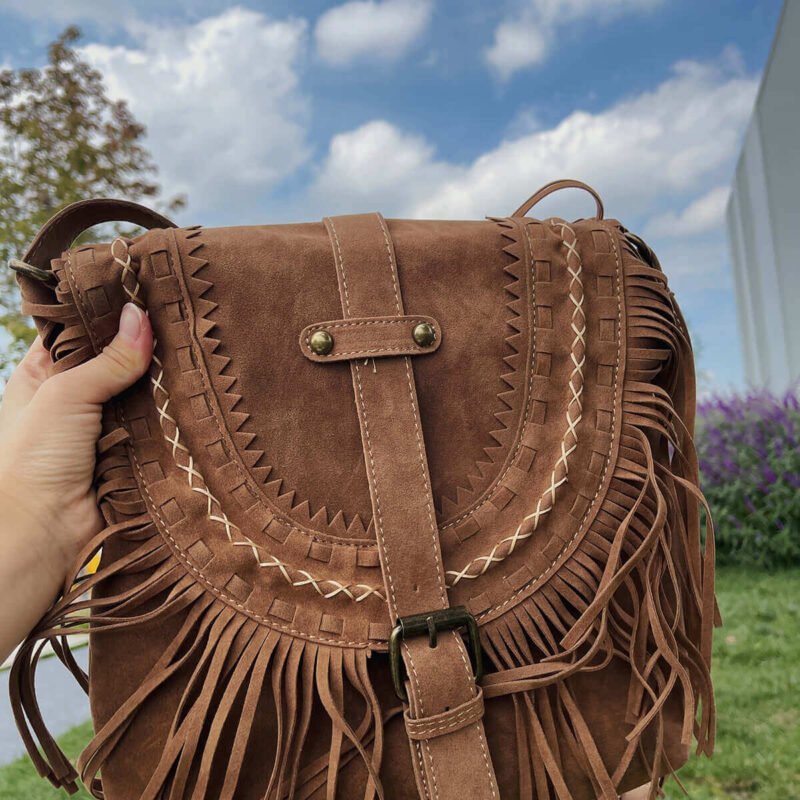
[696,389,800,568]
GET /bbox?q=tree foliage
[0,26,183,373]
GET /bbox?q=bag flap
[27,213,650,648]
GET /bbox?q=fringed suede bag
[10,179,717,800]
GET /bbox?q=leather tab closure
[300,315,442,363]
[404,688,485,741]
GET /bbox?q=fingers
[0,338,52,423]
[50,304,154,406]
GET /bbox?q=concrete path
[0,646,89,765]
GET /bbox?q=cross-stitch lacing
[445,220,586,585]
[111,238,385,603]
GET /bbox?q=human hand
[0,303,153,661]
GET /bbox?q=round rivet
[412,322,436,347]
[309,329,334,355]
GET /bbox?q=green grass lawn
[664,568,800,800]
[0,720,94,800]
[2,567,797,799]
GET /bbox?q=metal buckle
[8,259,58,285]
[388,605,483,703]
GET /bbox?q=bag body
[11,181,716,800]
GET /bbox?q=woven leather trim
[455,219,623,622]
[178,225,531,539]
[445,218,586,585]
[114,238,385,605]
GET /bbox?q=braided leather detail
[112,238,385,603]
[445,220,586,585]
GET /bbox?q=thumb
[57,303,153,405]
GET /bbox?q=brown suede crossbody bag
[10,179,717,800]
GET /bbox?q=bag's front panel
[12,199,715,800]
[108,217,633,648]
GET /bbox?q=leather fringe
[9,420,386,800]
[19,256,95,372]
[477,229,717,799]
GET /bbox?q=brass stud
[309,329,334,356]
[412,322,436,348]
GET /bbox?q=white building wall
[727,1,800,392]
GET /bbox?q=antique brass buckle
[8,258,58,285]
[388,606,483,703]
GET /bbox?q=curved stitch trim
[446,218,587,586]
[476,218,623,621]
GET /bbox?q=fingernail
[119,303,144,343]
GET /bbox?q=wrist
[0,478,71,590]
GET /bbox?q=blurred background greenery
[0,27,183,376]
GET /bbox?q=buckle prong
[426,616,438,648]
[389,605,483,703]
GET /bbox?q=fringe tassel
[9,420,387,800]
[477,231,717,799]
[19,257,96,372]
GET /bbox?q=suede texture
[11,187,716,800]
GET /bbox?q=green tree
[0,26,184,374]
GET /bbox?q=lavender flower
[697,387,800,568]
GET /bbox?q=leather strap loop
[511,178,604,220]
[22,198,176,271]
[299,315,442,362]
[404,688,486,741]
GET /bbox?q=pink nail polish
[119,303,144,342]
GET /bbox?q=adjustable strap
[323,213,499,800]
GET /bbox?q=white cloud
[310,53,756,226]
[485,0,664,79]
[308,120,459,214]
[645,185,731,238]
[80,8,310,217]
[314,0,433,66]
[306,51,754,390]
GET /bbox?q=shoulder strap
[21,198,176,270]
[323,213,499,800]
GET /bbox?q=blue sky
[0,0,785,390]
